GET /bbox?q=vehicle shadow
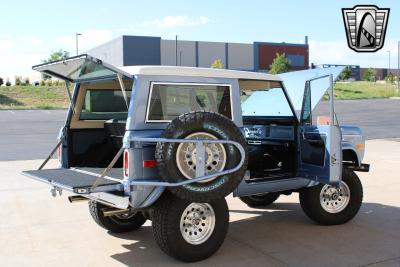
[109,202,400,267]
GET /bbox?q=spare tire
[155,111,248,202]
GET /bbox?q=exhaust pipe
[102,207,131,217]
[68,195,89,203]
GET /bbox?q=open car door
[297,75,342,185]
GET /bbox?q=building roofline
[254,41,308,47]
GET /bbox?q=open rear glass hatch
[32,54,132,83]
[23,55,133,198]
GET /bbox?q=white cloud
[309,39,399,68]
[57,29,114,53]
[0,38,44,83]
[142,16,210,28]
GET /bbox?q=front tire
[240,193,280,207]
[152,193,229,262]
[88,201,147,233]
[299,169,363,225]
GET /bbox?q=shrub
[5,78,11,86]
[53,79,60,86]
[46,79,53,86]
[24,77,30,85]
[385,72,395,84]
[15,76,22,86]
[0,77,3,86]
[40,80,46,86]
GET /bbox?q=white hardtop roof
[118,65,282,81]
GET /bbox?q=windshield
[240,80,294,117]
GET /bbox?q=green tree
[0,77,3,86]
[339,66,352,80]
[211,59,223,69]
[42,49,70,80]
[363,68,376,81]
[269,53,291,74]
[5,78,11,86]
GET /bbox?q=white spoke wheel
[299,169,363,225]
[320,182,350,213]
[176,132,227,183]
[152,194,229,262]
[180,203,216,245]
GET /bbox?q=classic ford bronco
[23,55,369,262]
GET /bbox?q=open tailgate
[22,167,124,194]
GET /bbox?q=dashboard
[243,124,295,143]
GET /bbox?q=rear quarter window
[146,83,232,122]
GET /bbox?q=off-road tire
[152,193,229,262]
[88,200,146,233]
[299,169,363,225]
[240,192,280,207]
[155,111,248,202]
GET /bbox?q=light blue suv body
[23,54,369,210]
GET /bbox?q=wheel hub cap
[180,203,216,245]
[320,181,351,213]
[176,132,227,182]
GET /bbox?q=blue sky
[1,0,399,81]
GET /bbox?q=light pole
[387,50,391,75]
[76,33,82,56]
[175,35,178,66]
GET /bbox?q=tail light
[123,150,129,177]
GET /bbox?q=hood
[278,67,344,117]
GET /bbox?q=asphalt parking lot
[0,139,399,266]
[0,98,399,161]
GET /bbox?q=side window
[80,89,131,120]
[300,82,312,125]
[147,83,232,121]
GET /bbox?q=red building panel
[258,43,309,71]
